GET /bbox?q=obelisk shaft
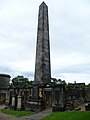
[34,2,51,84]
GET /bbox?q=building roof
[0,74,11,78]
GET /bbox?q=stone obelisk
[34,2,51,84]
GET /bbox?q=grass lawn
[42,111,90,120]
[0,109,34,117]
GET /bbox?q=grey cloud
[0,65,33,80]
[20,71,34,80]
[0,65,15,78]
[53,63,90,75]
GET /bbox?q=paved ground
[0,105,52,120]
[22,109,52,120]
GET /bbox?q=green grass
[0,109,34,117]
[42,111,90,120]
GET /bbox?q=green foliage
[51,78,58,84]
[87,83,90,88]
[0,109,34,117]
[51,78,67,85]
[42,111,90,120]
[11,75,32,88]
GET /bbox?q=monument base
[25,99,45,112]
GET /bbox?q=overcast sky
[0,0,90,84]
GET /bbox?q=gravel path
[22,109,52,120]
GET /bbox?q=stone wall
[85,87,90,102]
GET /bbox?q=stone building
[0,74,10,104]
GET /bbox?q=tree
[57,79,62,84]
[51,78,58,85]
[51,77,67,85]
[61,80,67,85]
[86,83,90,88]
[11,75,31,88]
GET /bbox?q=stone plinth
[25,99,45,112]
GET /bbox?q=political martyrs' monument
[25,1,65,111]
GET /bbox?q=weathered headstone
[17,95,22,110]
[11,96,15,109]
